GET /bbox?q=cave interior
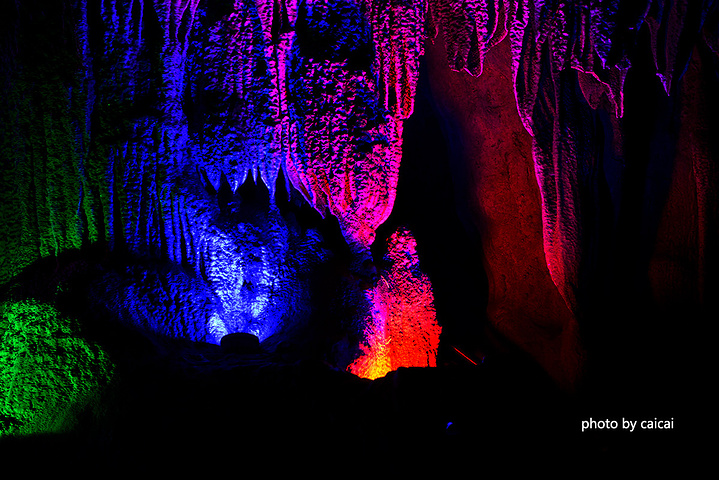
[0,0,715,469]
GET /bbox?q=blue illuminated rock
[91,196,330,345]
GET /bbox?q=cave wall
[0,0,445,379]
[0,0,412,285]
[423,34,581,388]
[1,0,717,389]
[421,2,718,388]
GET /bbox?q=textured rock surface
[348,227,441,379]
[438,0,717,317]
[428,0,509,76]
[424,35,582,388]
[0,0,410,350]
[0,0,414,286]
[187,0,413,252]
[4,0,715,308]
[1,0,716,391]
[423,0,717,386]
[0,300,114,437]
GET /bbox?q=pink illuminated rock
[363,0,427,118]
[288,59,404,251]
[191,0,418,255]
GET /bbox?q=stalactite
[508,0,605,314]
[362,0,427,118]
[645,0,715,94]
[428,0,510,76]
[179,0,414,258]
[1,0,716,387]
[0,0,422,285]
[428,0,717,313]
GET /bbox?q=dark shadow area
[376,57,489,361]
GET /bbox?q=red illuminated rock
[428,0,509,76]
[348,228,441,380]
[429,0,716,316]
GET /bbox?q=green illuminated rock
[0,300,114,437]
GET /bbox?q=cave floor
[0,322,691,473]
